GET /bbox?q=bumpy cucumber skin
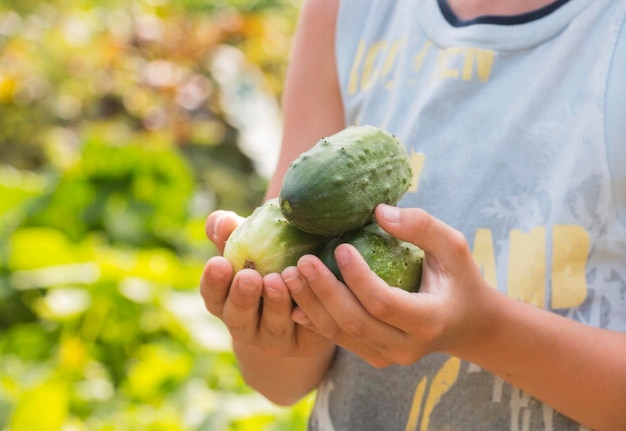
[223,198,328,275]
[279,125,412,236]
[319,222,424,292]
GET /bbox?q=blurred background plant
[0,0,312,430]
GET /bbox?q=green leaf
[0,166,46,216]
[9,380,69,431]
[124,343,192,402]
[8,227,97,271]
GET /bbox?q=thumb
[374,204,471,269]
[206,210,245,255]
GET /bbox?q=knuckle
[222,316,244,333]
[343,318,367,339]
[203,299,222,317]
[413,208,435,233]
[227,326,248,342]
[323,325,345,344]
[449,229,470,254]
[367,294,394,320]
[261,343,288,358]
[222,312,251,336]
[200,290,225,319]
[367,356,392,369]
[229,297,255,314]
[391,351,418,366]
[262,324,288,341]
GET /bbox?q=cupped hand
[200,209,333,358]
[282,204,498,368]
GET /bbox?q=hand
[200,210,333,358]
[282,204,497,368]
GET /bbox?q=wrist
[443,281,510,362]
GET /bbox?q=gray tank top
[308,0,626,429]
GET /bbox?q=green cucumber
[279,125,412,236]
[223,198,328,275]
[319,222,424,292]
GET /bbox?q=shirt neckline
[438,0,573,27]
[416,0,597,51]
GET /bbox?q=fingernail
[209,261,227,281]
[212,215,221,240]
[283,273,301,286]
[237,277,257,294]
[282,273,304,295]
[264,285,282,301]
[299,261,317,280]
[380,204,400,223]
[292,308,310,326]
[335,245,351,266]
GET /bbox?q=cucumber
[279,125,412,236]
[223,198,328,275]
[319,222,424,292]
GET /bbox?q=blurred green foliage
[0,0,313,430]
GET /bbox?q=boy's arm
[264,0,345,199]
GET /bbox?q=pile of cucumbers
[223,125,424,292]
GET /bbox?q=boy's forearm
[454,290,626,430]
[233,341,336,406]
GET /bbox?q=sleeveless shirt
[308,0,626,430]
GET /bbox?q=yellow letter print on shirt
[405,356,461,431]
[348,37,495,95]
[472,225,590,309]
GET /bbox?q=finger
[258,273,297,355]
[293,255,407,363]
[281,265,327,335]
[282,265,327,322]
[329,246,417,337]
[206,210,245,254]
[335,243,438,335]
[199,256,234,318]
[375,204,471,271]
[222,268,263,344]
[290,304,392,367]
[290,302,393,368]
